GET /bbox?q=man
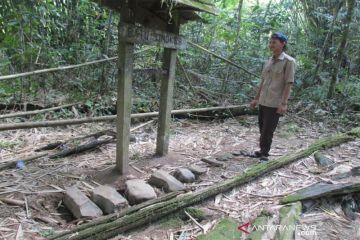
[249,32,296,161]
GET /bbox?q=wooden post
[116,6,135,174]
[156,13,180,156]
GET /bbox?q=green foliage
[0,0,358,122]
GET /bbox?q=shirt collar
[272,52,285,61]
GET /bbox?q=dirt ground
[0,115,359,239]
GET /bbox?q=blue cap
[271,32,288,43]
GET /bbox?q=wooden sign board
[119,24,187,50]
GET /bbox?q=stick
[0,105,252,131]
[0,102,80,119]
[49,128,360,240]
[0,47,154,81]
[188,41,260,79]
[0,198,25,207]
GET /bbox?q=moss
[196,218,240,240]
[158,213,184,228]
[0,140,21,148]
[248,213,270,240]
[182,207,206,221]
[275,202,302,240]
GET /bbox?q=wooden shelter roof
[95,0,218,28]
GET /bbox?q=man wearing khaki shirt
[250,32,296,161]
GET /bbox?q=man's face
[269,38,285,53]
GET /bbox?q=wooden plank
[175,0,219,15]
[119,23,187,50]
[281,181,360,204]
[156,13,180,156]
[116,7,135,174]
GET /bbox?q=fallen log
[0,103,80,120]
[0,105,253,131]
[35,130,117,152]
[49,138,114,159]
[281,181,360,204]
[49,128,360,240]
[39,120,154,159]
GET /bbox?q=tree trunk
[327,0,355,99]
[312,1,343,83]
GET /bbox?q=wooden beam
[118,23,187,49]
[116,5,135,174]
[156,12,180,156]
[172,0,219,15]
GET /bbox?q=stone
[187,165,207,175]
[201,156,224,167]
[231,150,247,156]
[91,185,128,214]
[125,179,157,205]
[149,170,186,193]
[231,151,242,156]
[130,135,136,142]
[215,153,233,161]
[173,168,196,183]
[63,186,103,219]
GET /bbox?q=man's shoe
[249,151,263,158]
[259,155,269,162]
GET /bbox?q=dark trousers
[258,105,280,155]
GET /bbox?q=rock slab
[149,170,186,192]
[187,165,207,175]
[125,179,157,205]
[215,153,233,161]
[91,185,128,214]
[63,186,103,219]
[201,156,224,167]
[173,168,196,183]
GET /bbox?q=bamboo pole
[0,48,154,82]
[0,102,80,119]
[0,105,251,131]
[50,128,360,240]
[188,41,260,78]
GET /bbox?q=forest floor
[0,114,359,239]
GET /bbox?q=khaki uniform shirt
[258,52,296,108]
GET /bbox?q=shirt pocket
[272,65,284,81]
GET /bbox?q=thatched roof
[95,0,218,27]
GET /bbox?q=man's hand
[250,99,258,109]
[277,103,287,114]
